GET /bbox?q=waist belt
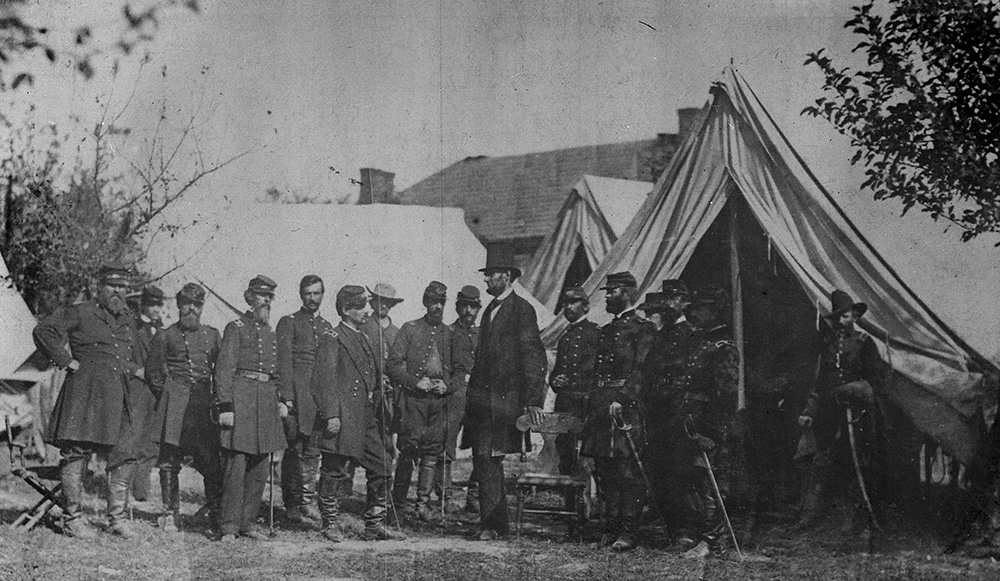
[597,378,627,389]
[236,369,271,382]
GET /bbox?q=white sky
[10,0,1000,359]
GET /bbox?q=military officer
[215,275,288,541]
[794,289,886,534]
[146,283,224,533]
[387,281,453,521]
[669,284,741,559]
[32,263,143,538]
[312,285,406,542]
[549,286,600,478]
[579,271,656,551]
[444,285,480,514]
[128,285,165,504]
[276,274,332,525]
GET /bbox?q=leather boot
[364,475,407,540]
[392,453,416,517]
[280,446,303,514]
[299,450,322,522]
[464,481,480,514]
[442,461,462,514]
[159,468,180,532]
[107,462,138,538]
[790,480,824,532]
[60,457,96,539]
[416,457,441,523]
[317,473,342,542]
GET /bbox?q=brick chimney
[358,168,396,204]
[677,107,706,140]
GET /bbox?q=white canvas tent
[0,252,46,382]
[542,67,996,464]
[520,175,651,312]
[144,203,553,334]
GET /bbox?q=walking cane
[683,416,743,561]
[268,452,275,537]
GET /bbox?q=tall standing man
[463,245,547,541]
[312,286,406,542]
[276,275,332,525]
[579,271,656,551]
[444,285,481,514]
[215,275,288,541]
[128,285,165,504]
[33,263,143,538]
[549,287,600,479]
[387,281,453,521]
[146,283,224,533]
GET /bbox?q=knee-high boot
[392,451,416,514]
[300,449,321,521]
[60,456,96,538]
[317,472,343,542]
[107,461,138,537]
[416,456,439,522]
[159,467,180,532]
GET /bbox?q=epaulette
[234,318,245,328]
[715,339,736,349]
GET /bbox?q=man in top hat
[793,289,887,533]
[146,283,224,533]
[276,274,333,526]
[128,285,166,505]
[463,244,547,540]
[445,285,481,514]
[579,271,656,551]
[550,286,600,479]
[214,275,288,541]
[387,281,453,521]
[312,285,406,542]
[665,284,741,559]
[33,262,144,538]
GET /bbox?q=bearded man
[33,263,145,538]
[215,275,288,541]
[146,283,224,533]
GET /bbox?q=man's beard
[605,294,627,315]
[459,312,476,326]
[179,312,200,330]
[426,310,443,326]
[252,304,270,325]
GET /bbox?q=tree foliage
[803,0,1000,241]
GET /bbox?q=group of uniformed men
[32,249,886,556]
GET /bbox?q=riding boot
[392,452,416,516]
[107,462,138,537]
[364,477,406,540]
[416,456,439,522]
[300,450,322,522]
[60,456,96,539]
[159,467,181,532]
[280,445,303,514]
[317,473,342,542]
[465,481,480,514]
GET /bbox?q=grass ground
[2,456,1000,581]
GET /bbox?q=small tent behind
[542,67,996,466]
[520,175,651,312]
[143,203,553,333]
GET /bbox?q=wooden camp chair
[513,412,589,540]
[5,417,64,531]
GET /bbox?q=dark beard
[102,295,127,314]
[459,313,476,327]
[605,295,627,315]
[252,305,270,325]
[179,312,200,330]
[426,311,443,326]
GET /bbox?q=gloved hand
[218,412,235,428]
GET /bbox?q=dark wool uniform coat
[115,315,162,463]
[312,322,386,459]
[214,312,286,455]
[33,300,138,447]
[551,318,600,417]
[276,308,333,437]
[463,291,547,455]
[146,322,222,447]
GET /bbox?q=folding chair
[5,416,64,531]
[513,412,589,540]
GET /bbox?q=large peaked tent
[144,203,553,333]
[520,175,652,312]
[542,67,995,464]
[0,252,46,382]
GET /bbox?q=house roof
[397,139,663,243]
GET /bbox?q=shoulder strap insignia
[715,339,736,349]
[233,318,245,328]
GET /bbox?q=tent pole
[729,204,746,411]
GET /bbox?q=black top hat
[660,279,690,299]
[176,283,206,305]
[247,275,277,296]
[456,285,481,306]
[826,289,867,319]
[479,244,522,279]
[423,280,447,302]
[98,263,132,286]
[141,285,166,306]
[561,286,589,304]
[600,271,637,290]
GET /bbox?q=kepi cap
[140,285,165,306]
[456,285,481,306]
[247,275,277,296]
[599,271,637,290]
[637,291,669,313]
[337,285,369,310]
[98,263,132,287]
[660,279,690,299]
[423,280,447,302]
[561,286,589,304]
[176,283,206,305]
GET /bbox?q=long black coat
[276,308,333,437]
[463,291,547,455]
[33,300,138,447]
[312,322,388,459]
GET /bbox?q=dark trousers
[318,408,393,528]
[281,429,321,508]
[219,450,270,535]
[473,454,509,535]
[58,442,112,520]
[158,440,224,514]
[593,456,646,536]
